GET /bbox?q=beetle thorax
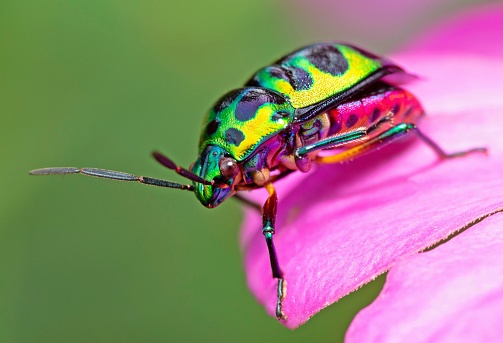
[199,87,295,162]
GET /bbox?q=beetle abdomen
[325,83,424,137]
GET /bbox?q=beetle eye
[219,157,239,179]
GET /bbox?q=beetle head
[191,145,240,208]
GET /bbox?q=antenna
[29,166,194,191]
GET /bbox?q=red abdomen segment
[326,83,424,137]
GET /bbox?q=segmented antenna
[153,151,226,188]
[152,151,212,185]
[29,167,194,191]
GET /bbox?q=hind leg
[315,123,486,164]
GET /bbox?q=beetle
[30,43,486,320]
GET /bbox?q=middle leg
[261,182,286,319]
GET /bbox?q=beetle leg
[295,128,368,159]
[414,128,487,159]
[316,123,487,164]
[295,114,395,160]
[262,182,286,319]
[316,123,416,163]
[152,151,229,187]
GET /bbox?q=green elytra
[198,43,394,162]
[29,42,486,321]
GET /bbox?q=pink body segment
[326,85,425,137]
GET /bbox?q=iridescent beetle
[30,43,486,319]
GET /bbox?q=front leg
[262,182,286,319]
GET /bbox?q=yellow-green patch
[249,44,383,109]
[200,88,294,161]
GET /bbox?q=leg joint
[263,227,274,237]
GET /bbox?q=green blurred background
[1,1,495,342]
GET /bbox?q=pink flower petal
[343,6,503,337]
[241,5,503,329]
[394,55,503,115]
[240,40,503,332]
[242,108,503,328]
[346,212,503,342]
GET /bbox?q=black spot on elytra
[269,67,289,81]
[284,66,313,91]
[225,128,245,146]
[346,114,358,128]
[403,107,413,117]
[371,108,381,122]
[305,45,349,76]
[261,66,313,92]
[235,89,287,121]
[206,120,220,136]
[393,103,400,115]
[330,122,342,135]
[235,96,261,121]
